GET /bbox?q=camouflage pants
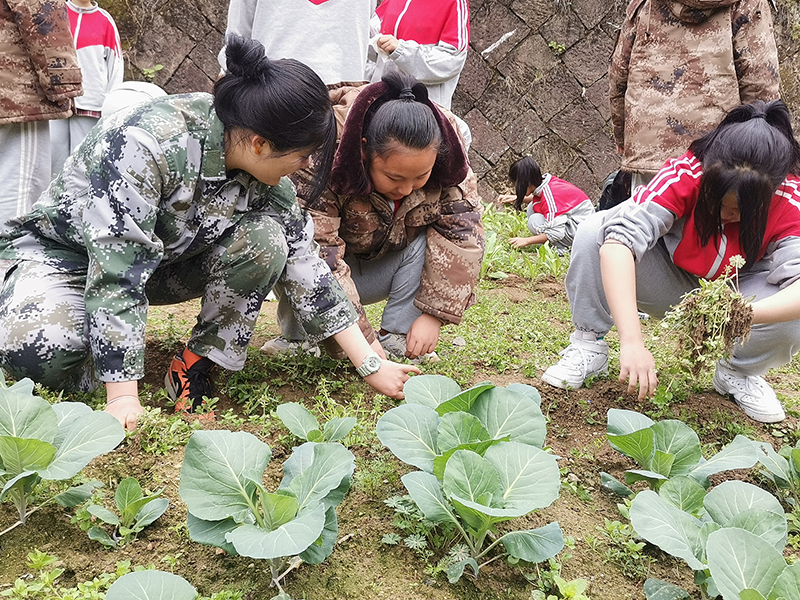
[0,211,288,390]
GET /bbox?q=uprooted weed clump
[658,256,753,378]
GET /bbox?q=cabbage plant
[600,409,758,495]
[630,479,788,599]
[0,374,125,531]
[106,570,197,600]
[376,375,563,582]
[179,429,354,599]
[81,477,169,547]
[753,439,800,514]
[275,402,356,443]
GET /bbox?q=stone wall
[112,0,800,202]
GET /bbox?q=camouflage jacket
[298,84,485,344]
[609,0,780,175]
[0,0,83,124]
[0,93,356,381]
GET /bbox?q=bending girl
[500,157,595,254]
[0,36,418,430]
[263,69,484,363]
[542,100,800,423]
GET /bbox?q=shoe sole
[712,373,785,423]
[541,365,608,390]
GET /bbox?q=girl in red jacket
[501,157,595,254]
[542,100,800,424]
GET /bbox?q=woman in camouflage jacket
[265,69,484,363]
[0,36,418,430]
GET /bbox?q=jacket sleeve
[302,188,377,345]
[732,0,780,103]
[275,188,359,344]
[608,5,637,149]
[105,19,124,94]
[8,0,82,103]
[389,40,468,86]
[416,169,484,325]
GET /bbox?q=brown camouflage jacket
[297,84,484,344]
[0,0,83,124]
[609,0,780,175]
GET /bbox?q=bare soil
[1,276,797,600]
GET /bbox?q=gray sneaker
[378,331,439,364]
[260,336,320,357]
[713,360,785,423]
[541,330,608,389]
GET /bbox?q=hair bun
[224,34,270,79]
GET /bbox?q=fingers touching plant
[179,429,354,599]
[376,375,564,583]
[0,374,125,534]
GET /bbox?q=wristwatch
[356,352,382,377]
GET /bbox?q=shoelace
[185,361,214,408]
[559,344,603,377]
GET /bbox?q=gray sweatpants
[278,232,427,339]
[567,209,800,376]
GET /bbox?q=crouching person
[0,36,418,431]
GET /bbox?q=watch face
[365,355,382,370]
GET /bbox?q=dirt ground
[1,275,797,600]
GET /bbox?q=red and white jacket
[601,151,800,284]
[530,174,591,221]
[67,0,123,113]
[369,0,469,110]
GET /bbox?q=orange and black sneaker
[165,348,215,418]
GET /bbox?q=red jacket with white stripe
[600,152,800,284]
[529,174,591,222]
[370,0,469,109]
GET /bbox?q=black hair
[213,34,336,202]
[362,68,443,172]
[509,157,544,211]
[689,100,800,268]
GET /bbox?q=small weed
[548,40,567,55]
[382,495,458,569]
[134,407,200,455]
[560,468,593,503]
[586,519,654,580]
[353,454,400,498]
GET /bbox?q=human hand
[370,336,388,360]
[497,194,516,204]
[406,313,442,358]
[365,361,421,399]
[618,342,657,400]
[105,395,143,431]
[509,236,535,249]
[377,35,399,54]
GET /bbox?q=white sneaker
[713,360,785,423]
[378,331,439,364]
[260,336,320,357]
[541,331,608,389]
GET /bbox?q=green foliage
[0,374,125,529]
[585,519,654,580]
[547,40,566,55]
[179,429,354,595]
[275,402,356,443]
[631,479,789,598]
[600,409,758,495]
[656,256,751,378]
[479,203,569,281]
[77,477,168,547]
[376,375,564,583]
[753,437,800,523]
[133,407,200,455]
[0,550,135,599]
[106,571,196,600]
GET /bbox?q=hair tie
[399,87,415,101]
[753,113,767,120]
